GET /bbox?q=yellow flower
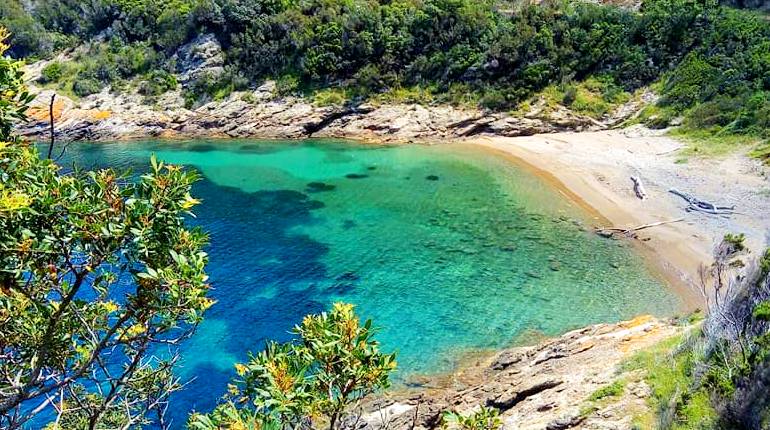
[0,191,31,212]
[266,360,294,393]
[181,195,201,210]
[227,383,240,396]
[332,302,355,316]
[234,363,248,376]
[121,324,146,339]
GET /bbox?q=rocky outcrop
[16,31,648,142]
[356,315,682,430]
[173,34,225,84]
[17,82,617,143]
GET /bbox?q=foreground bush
[188,303,397,430]
[0,27,213,429]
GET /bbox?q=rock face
[173,34,225,84]
[356,316,681,430]
[17,84,619,143]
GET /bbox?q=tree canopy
[0,27,213,429]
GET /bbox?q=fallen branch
[655,146,683,156]
[596,218,684,238]
[669,188,735,216]
[631,176,648,200]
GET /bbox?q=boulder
[174,34,225,84]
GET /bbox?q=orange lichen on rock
[90,110,112,120]
[619,326,661,353]
[26,98,67,121]
[622,314,654,329]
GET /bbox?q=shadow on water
[166,178,332,425]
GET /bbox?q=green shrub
[750,141,770,164]
[723,233,747,252]
[188,303,396,429]
[138,69,178,96]
[72,77,103,97]
[372,85,435,106]
[760,248,770,278]
[312,87,350,107]
[275,74,300,96]
[441,406,502,430]
[754,301,770,321]
[183,69,249,108]
[635,104,677,129]
[588,380,626,401]
[562,85,577,106]
[479,88,509,110]
[622,332,717,429]
[0,0,52,58]
[39,61,63,83]
[439,83,482,107]
[661,54,721,110]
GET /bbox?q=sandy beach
[471,130,770,309]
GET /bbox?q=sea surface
[57,139,680,427]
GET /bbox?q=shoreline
[41,128,769,309]
[469,132,770,311]
[469,137,705,309]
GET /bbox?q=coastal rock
[18,73,639,143]
[353,316,681,430]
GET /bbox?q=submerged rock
[345,173,368,179]
[336,271,360,282]
[425,175,440,181]
[306,182,336,192]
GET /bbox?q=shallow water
[58,138,680,426]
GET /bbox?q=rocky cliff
[19,83,623,143]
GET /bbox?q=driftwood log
[596,218,684,238]
[630,176,648,200]
[669,188,735,216]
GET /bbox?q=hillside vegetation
[1,0,770,157]
[625,238,770,430]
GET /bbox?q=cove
[56,138,681,426]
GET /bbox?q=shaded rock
[546,414,585,430]
[488,379,563,410]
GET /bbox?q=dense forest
[1,0,769,148]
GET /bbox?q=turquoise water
[59,139,680,425]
